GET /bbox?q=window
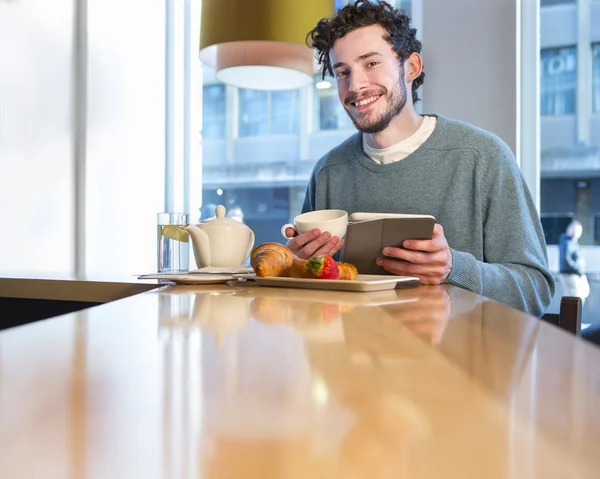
[541,47,576,115]
[203,187,292,247]
[394,0,412,14]
[271,90,300,134]
[593,44,600,114]
[540,0,574,5]
[541,214,574,245]
[239,89,299,136]
[239,89,268,136]
[201,66,309,247]
[594,214,600,246]
[202,84,226,139]
[315,81,355,131]
[337,0,412,15]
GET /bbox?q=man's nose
[348,70,368,93]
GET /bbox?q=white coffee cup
[280,209,348,239]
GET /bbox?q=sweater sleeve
[445,141,555,317]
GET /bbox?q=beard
[343,78,407,134]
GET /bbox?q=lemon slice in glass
[161,225,189,242]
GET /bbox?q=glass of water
[157,213,190,273]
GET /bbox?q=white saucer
[137,273,236,285]
[189,266,253,275]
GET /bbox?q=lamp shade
[199,0,334,91]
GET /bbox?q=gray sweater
[302,115,555,316]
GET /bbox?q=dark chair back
[541,296,582,335]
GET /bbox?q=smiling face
[330,25,411,134]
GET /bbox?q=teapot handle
[245,229,255,261]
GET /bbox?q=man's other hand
[375,224,452,284]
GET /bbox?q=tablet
[341,213,436,275]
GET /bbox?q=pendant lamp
[199,0,334,91]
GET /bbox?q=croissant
[338,262,358,280]
[250,243,358,280]
[289,257,314,278]
[250,242,294,277]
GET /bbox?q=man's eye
[367,61,379,67]
[335,70,348,78]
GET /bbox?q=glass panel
[593,44,600,114]
[271,90,300,134]
[0,0,74,273]
[540,47,577,115]
[202,187,293,248]
[319,94,342,130]
[394,0,412,15]
[594,214,600,246]
[539,1,600,315]
[239,89,269,136]
[541,214,574,245]
[541,0,575,5]
[202,84,226,139]
[201,68,322,251]
[336,0,412,17]
[316,83,356,131]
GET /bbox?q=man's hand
[375,224,452,284]
[285,228,344,259]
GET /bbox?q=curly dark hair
[306,0,425,104]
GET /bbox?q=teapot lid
[201,205,247,230]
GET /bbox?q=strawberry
[306,255,340,280]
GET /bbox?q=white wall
[0,0,166,277]
[421,0,517,152]
[86,0,165,275]
[0,0,75,274]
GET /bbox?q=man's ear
[405,52,423,81]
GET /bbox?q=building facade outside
[539,0,600,280]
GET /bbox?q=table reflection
[376,285,452,345]
[153,283,588,478]
[199,317,353,478]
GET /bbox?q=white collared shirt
[363,115,437,164]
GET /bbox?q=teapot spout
[182,224,211,268]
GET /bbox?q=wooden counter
[0,275,159,302]
[0,279,598,478]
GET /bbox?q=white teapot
[182,205,255,268]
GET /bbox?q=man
[285,1,554,316]
[558,220,589,303]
